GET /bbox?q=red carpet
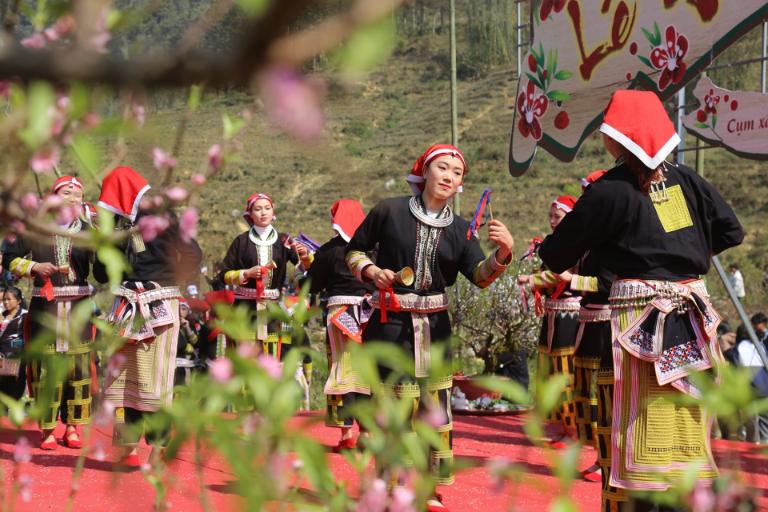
[1,413,766,511]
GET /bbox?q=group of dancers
[0,89,743,512]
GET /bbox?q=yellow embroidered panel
[652,185,693,233]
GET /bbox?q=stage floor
[1,412,766,511]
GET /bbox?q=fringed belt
[609,278,720,396]
[32,284,94,353]
[578,304,611,323]
[370,292,449,378]
[544,296,581,313]
[327,295,367,307]
[232,286,280,301]
[32,284,94,300]
[108,283,181,342]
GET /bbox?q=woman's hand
[294,242,309,260]
[558,270,573,282]
[32,262,58,278]
[244,265,263,280]
[517,274,531,285]
[488,219,514,261]
[363,265,397,289]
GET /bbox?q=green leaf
[332,17,395,73]
[550,497,578,512]
[546,49,555,86]
[554,70,572,81]
[712,114,717,129]
[546,90,571,102]
[222,113,245,140]
[536,374,567,417]
[525,72,544,90]
[234,0,269,17]
[637,55,653,68]
[70,134,103,177]
[653,21,662,46]
[641,27,655,45]
[19,81,55,149]
[475,375,530,404]
[694,122,709,129]
[188,84,203,111]
[69,83,90,119]
[97,244,129,289]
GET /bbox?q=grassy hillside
[69,19,768,325]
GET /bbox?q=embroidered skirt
[608,279,720,492]
[104,283,181,412]
[365,292,454,485]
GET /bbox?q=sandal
[64,427,82,449]
[115,452,141,471]
[581,463,602,483]
[40,432,58,451]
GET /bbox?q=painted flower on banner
[517,81,548,140]
[539,0,566,22]
[704,89,720,114]
[650,25,689,90]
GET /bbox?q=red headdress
[51,176,83,194]
[97,166,151,222]
[243,192,273,225]
[330,199,365,242]
[406,144,467,195]
[551,195,577,214]
[581,169,607,192]
[599,90,680,169]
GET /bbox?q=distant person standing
[729,263,745,300]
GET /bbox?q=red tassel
[41,278,54,301]
[378,287,401,324]
[551,280,568,300]
[533,288,544,317]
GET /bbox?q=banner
[508,0,768,176]
[683,76,768,161]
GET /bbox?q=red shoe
[64,428,82,449]
[115,452,141,471]
[581,463,602,482]
[427,494,448,512]
[40,434,58,451]
[331,437,357,453]
[547,439,568,450]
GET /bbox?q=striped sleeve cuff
[346,250,374,281]
[472,250,510,289]
[10,257,36,277]
[570,274,598,293]
[532,270,560,289]
[224,270,247,286]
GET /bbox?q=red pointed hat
[551,195,577,213]
[97,166,151,222]
[51,176,83,194]
[599,90,680,169]
[407,144,467,195]
[243,192,273,225]
[330,199,365,242]
[581,169,607,192]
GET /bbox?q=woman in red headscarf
[517,195,580,448]
[219,193,312,359]
[300,199,371,451]
[3,176,97,450]
[539,90,743,510]
[345,144,514,511]
[93,166,202,468]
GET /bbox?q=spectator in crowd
[0,286,28,400]
[735,313,768,443]
[729,263,746,301]
[717,321,738,366]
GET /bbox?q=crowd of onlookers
[717,311,768,443]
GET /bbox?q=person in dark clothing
[93,166,203,468]
[3,176,98,450]
[0,286,28,400]
[538,90,743,511]
[301,199,371,451]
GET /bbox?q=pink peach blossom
[207,144,222,170]
[256,354,282,379]
[210,357,234,383]
[13,437,32,463]
[137,214,170,242]
[107,353,127,379]
[390,487,416,512]
[237,342,258,359]
[21,33,46,49]
[165,186,188,202]
[356,479,387,512]
[20,193,40,214]
[259,66,325,140]
[30,147,60,174]
[190,174,206,186]
[179,207,198,243]
[152,148,177,171]
[131,104,146,127]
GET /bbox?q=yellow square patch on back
[652,185,693,233]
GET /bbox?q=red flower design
[704,88,720,114]
[517,81,548,140]
[650,25,689,90]
[540,0,566,21]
